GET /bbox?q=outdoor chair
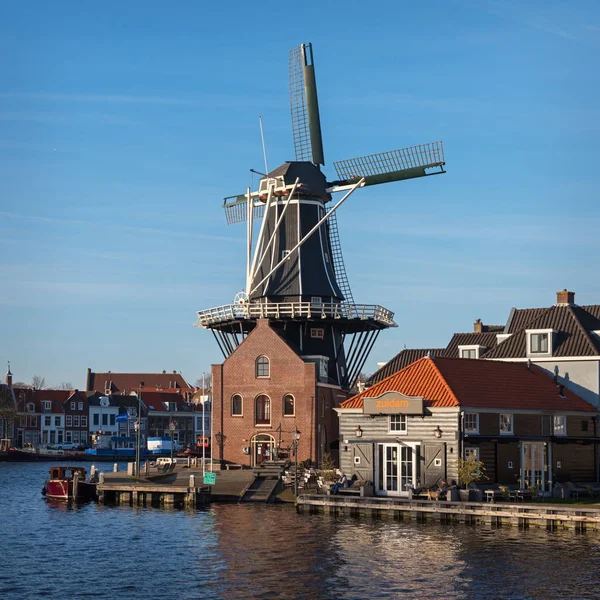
[565,481,588,498]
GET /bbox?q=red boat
[42,466,98,501]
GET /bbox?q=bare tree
[31,375,46,390]
[56,382,73,390]
[12,382,31,389]
[194,373,212,392]
[0,387,17,440]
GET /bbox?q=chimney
[473,319,483,334]
[556,289,575,306]
[6,361,12,386]
[86,367,92,392]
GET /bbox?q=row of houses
[0,368,211,451]
[207,289,600,496]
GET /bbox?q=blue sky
[1,0,599,387]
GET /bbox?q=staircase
[239,463,286,503]
[327,211,354,303]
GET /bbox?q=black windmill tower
[197,43,446,390]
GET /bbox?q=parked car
[47,442,80,451]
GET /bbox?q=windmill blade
[332,141,445,187]
[222,194,265,225]
[289,43,325,166]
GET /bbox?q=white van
[156,457,178,466]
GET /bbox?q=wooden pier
[96,470,211,508]
[296,494,600,532]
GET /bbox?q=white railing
[196,301,396,328]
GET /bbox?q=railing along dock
[296,494,600,532]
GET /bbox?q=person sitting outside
[331,472,347,495]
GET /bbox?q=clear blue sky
[1,0,599,388]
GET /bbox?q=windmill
[197,43,445,390]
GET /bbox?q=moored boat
[42,466,98,501]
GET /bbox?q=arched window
[255,395,271,425]
[231,394,243,416]
[283,394,295,417]
[256,355,270,378]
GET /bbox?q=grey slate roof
[484,304,600,359]
[444,332,500,357]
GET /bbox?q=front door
[376,443,419,497]
[522,442,547,492]
[251,434,274,467]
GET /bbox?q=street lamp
[169,419,176,463]
[293,428,301,496]
[135,382,143,478]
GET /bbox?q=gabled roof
[342,356,595,412]
[444,332,499,357]
[135,391,189,412]
[87,371,192,394]
[366,349,445,386]
[484,304,600,359]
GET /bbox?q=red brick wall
[212,319,346,466]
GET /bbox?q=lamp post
[293,428,301,496]
[169,419,176,463]
[135,382,143,478]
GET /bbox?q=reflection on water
[1,462,600,599]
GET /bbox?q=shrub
[457,455,487,488]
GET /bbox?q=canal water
[1,461,600,600]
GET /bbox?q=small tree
[56,382,73,390]
[31,375,46,390]
[457,455,487,488]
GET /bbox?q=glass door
[377,443,417,496]
[522,442,546,492]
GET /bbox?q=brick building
[212,319,349,467]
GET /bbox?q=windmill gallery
[197,43,446,470]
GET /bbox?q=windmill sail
[289,43,325,166]
[333,141,445,187]
[326,210,354,303]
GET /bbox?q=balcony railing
[196,301,396,328]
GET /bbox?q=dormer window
[527,329,554,356]
[458,345,483,359]
[42,401,51,411]
[27,403,35,413]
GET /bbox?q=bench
[336,482,374,497]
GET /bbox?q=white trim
[526,329,555,357]
[231,394,244,417]
[496,333,512,344]
[388,414,407,435]
[464,412,479,434]
[499,413,514,435]
[458,345,483,359]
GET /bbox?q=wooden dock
[97,470,211,508]
[296,494,600,532]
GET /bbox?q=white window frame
[54,416,61,427]
[65,415,72,427]
[256,356,270,378]
[81,416,87,427]
[310,328,325,339]
[281,250,291,260]
[464,413,479,434]
[73,415,80,427]
[553,415,567,436]
[283,394,295,417]
[43,401,51,411]
[389,414,407,435]
[44,415,51,427]
[78,402,83,410]
[231,394,243,417]
[458,345,483,359]
[499,413,513,435]
[70,402,75,410]
[464,447,480,460]
[311,296,322,305]
[526,329,554,357]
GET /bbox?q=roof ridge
[428,357,460,406]
[566,305,600,356]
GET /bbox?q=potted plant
[457,455,487,501]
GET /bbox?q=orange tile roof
[342,356,595,412]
